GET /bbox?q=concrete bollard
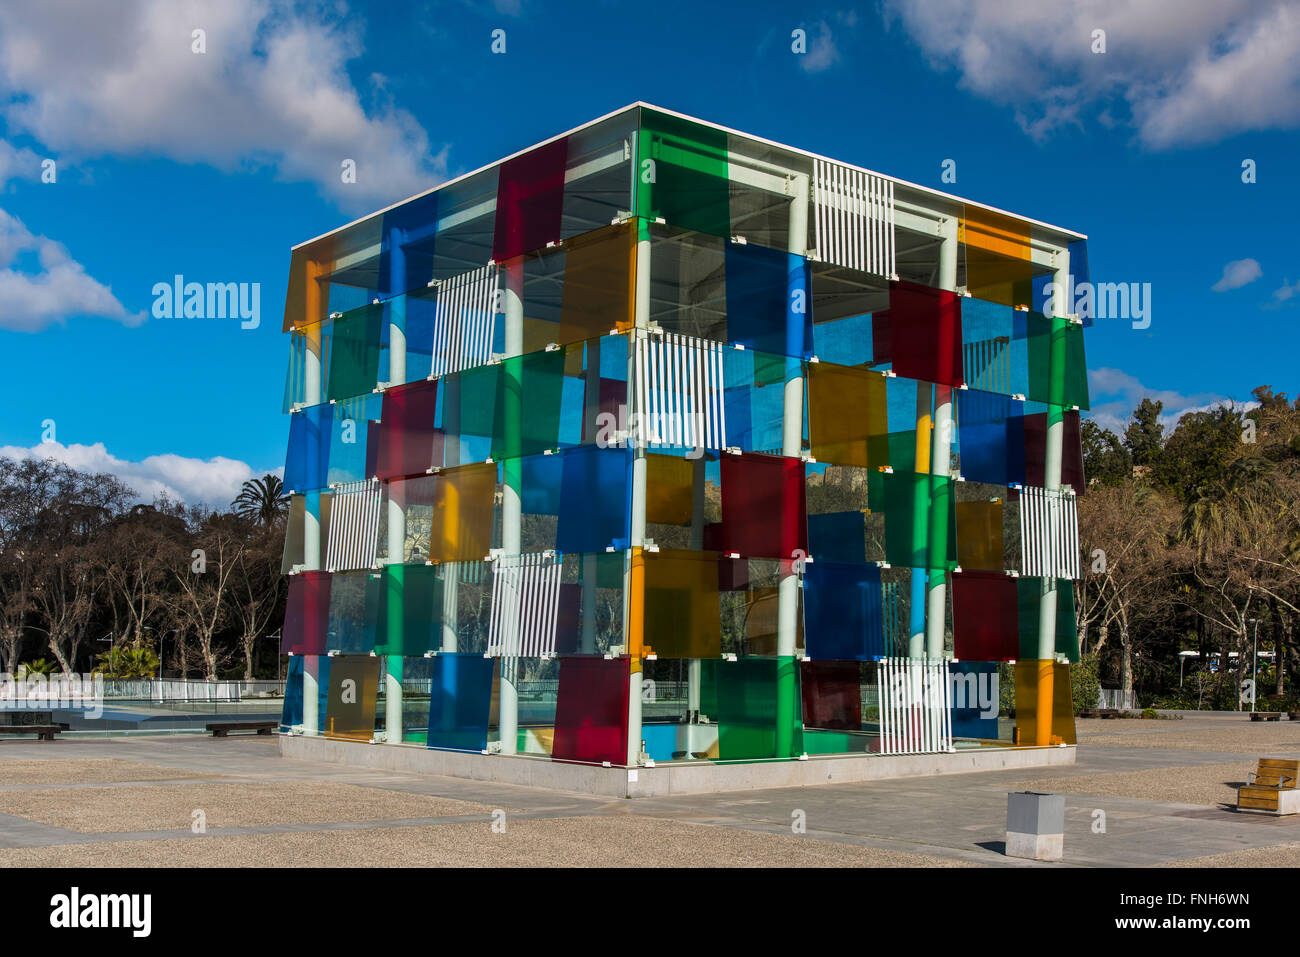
[1006,791,1064,861]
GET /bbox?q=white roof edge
[633,102,1087,241]
[293,100,1085,251]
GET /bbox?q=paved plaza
[2,715,1299,867]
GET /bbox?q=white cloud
[1272,278,1300,302]
[882,0,1300,147]
[1211,257,1263,291]
[1086,366,1256,435]
[0,139,42,187]
[0,207,142,332]
[0,440,280,508]
[800,21,842,73]
[0,0,446,209]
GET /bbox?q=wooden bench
[1237,758,1300,814]
[1251,712,1282,722]
[1079,708,1120,719]
[0,725,63,741]
[206,721,277,737]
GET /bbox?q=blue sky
[1,0,1297,504]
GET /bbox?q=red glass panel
[492,138,568,261]
[375,379,439,480]
[551,656,629,765]
[719,452,807,560]
[951,570,1019,661]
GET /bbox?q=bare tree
[232,525,285,679]
[170,516,246,680]
[1078,481,1186,695]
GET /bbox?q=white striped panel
[877,657,953,755]
[430,264,498,379]
[962,338,1011,393]
[487,552,562,657]
[634,332,727,451]
[813,159,896,278]
[324,479,381,571]
[1019,486,1080,580]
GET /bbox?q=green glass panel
[456,363,499,441]
[886,431,917,474]
[327,304,382,401]
[374,563,444,656]
[1017,577,1079,662]
[637,109,730,238]
[1027,314,1090,411]
[1062,320,1090,410]
[701,656,803,760]
[491,348,566,461]
[1056,582,1080,663]
[881,472,956,569]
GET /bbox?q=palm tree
[93,645,160,679]
[232,475,288,526]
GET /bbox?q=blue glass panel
[284,403,331,493]
[803,561,884,660]
[281,655,331,731]
[557,445,630,552]
[807,510,866,564]
[328,393,382,485]
[426,654,495,752]
[950,661,1001,739]
[957,389,1026,486]
[724,243,812,358]
[521,452,564,515]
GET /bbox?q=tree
[93,644,160,679]
[94,504,187,649]
[231,524,286,680]
[1081,420,1131,487]
[1077,480,1185,695]
[1123,398,1164,467]
[169,514,246,680]
[233,475,288,527]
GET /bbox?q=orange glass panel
[1013,660,1076,746]
[807,363,888,468]
[960,206,1034,309]
[428,462,497,563]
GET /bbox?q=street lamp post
[1246,618,1262,713]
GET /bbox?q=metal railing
[100,679,285,702]
[1097,688,1135,710]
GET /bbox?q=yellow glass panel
[807,363,888,468]
[643,549,721,658]
[646,453,694,525]
[560,220,636,340]
[955,499,1003,571]
[325,656,380,741]
[428,462,497,563]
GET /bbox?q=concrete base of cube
[1006,830,1063,861]
[279,734,1075,797]
[1006,791,1065,861]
